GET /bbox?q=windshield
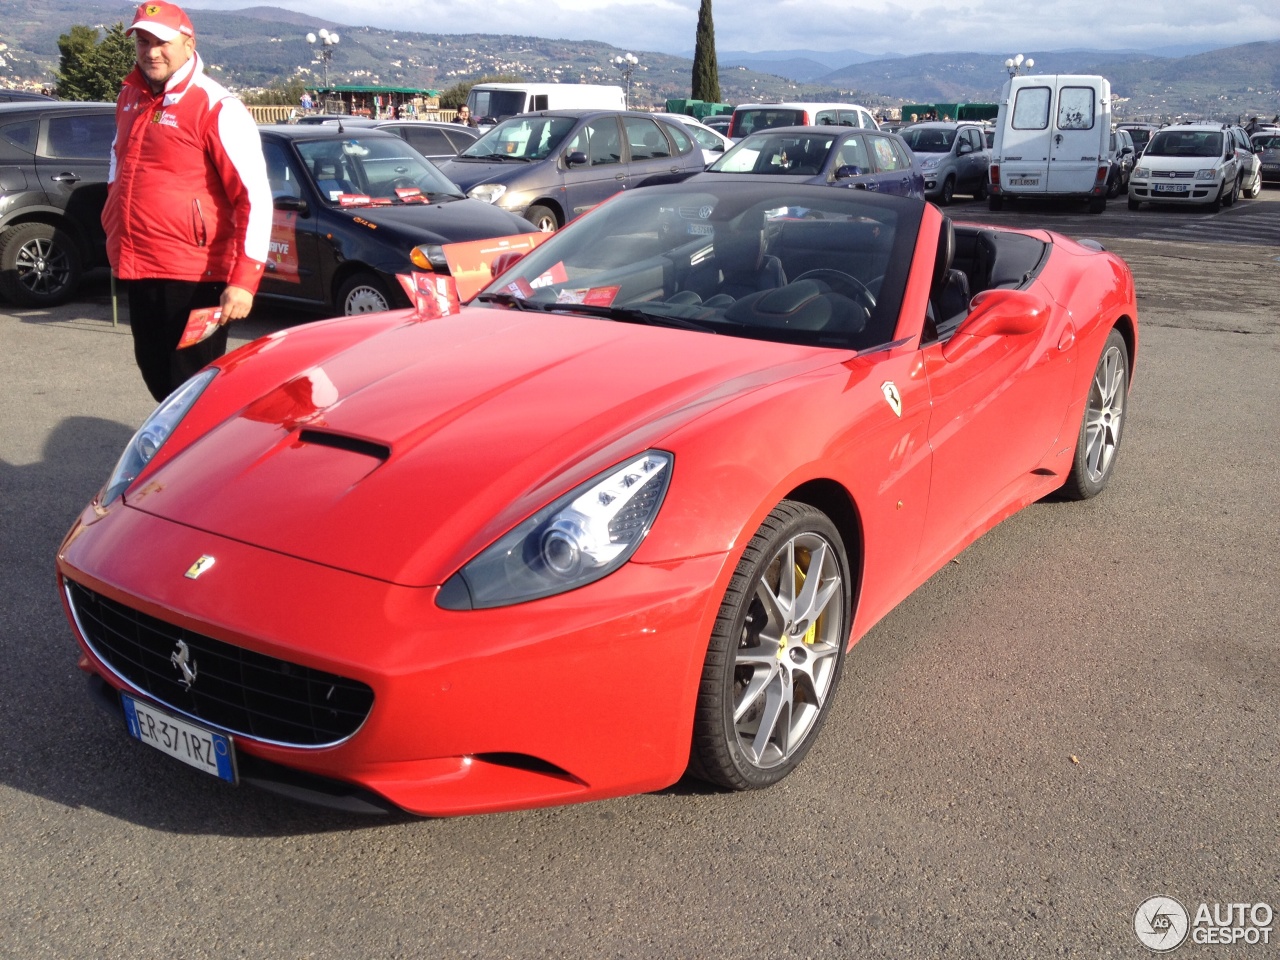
[1144,130,1224,158]
[477,183,922,352]
[468,89,527,122]
[898,126,956,153]
[732,109,806,137]
[296,137,464,204]
[1253,134,1280,149]
[1121,126,1155,150]
[459,116,577,161]
[709,132,837,175]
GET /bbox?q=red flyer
[440,232,553,302]
[177,307,224,349]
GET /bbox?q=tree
[691,0,721,104]
[57,23,134,101]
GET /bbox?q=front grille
[67,581,374,747]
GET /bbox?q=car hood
[435,158,544,193]
[1140,155,1226,172]
[127,308,836,586]
[325,197,533,241]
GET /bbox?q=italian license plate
[1008,177,1039,186]
[1155,183,1188,193]
[687,222,714,235]
[122,694,237,783]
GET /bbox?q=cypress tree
[691,0,721,103]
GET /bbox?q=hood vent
[297,429,391,461]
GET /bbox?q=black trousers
[127,278,229,402]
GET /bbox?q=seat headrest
[933,217,955,288]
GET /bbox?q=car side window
[402,126,453,156]
[261,140,304,200]
[0,119,39,155]
[835,135,870,171]
[624,117,670,160]
[1011,87,1051,130]
[663,122,694,156]
[868,135,908,172]
[568,118,623,166]
[43,113,116,159]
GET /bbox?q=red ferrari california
[57,181,1137,816]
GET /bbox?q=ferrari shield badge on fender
[184,555,216,580]
[881,381,903,418]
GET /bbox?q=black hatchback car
[0,100,116,306]
[257,125,536,314]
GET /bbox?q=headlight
[468,183,507,204]
[919,156,942,170]
[410,243,448,271]
[437,451,673,609]
[1195,168,1217,180]
[99,369,216,506]
[1134,166,1149,178]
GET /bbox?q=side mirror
[273,196,309,215]
[490,250,526,277]
[942,288,1050,361]
[958,142,973,156]
[833,164,864,180]
[566,150,588,167]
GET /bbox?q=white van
[726,102,880,140]
[987,75,1112,213]
[466,83,626,125]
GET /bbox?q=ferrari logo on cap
[146,4,162,14]
[881,381,903,418]
[184,555,216,579]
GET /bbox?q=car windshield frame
[294,135,465,204]
[458,115,578,161]
[898,125,957,153]
[477,182,923,353]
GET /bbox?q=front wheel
[0,221,83,307]
[336,272,392,315]
[938,175,955,206]
[1245,169,1262,199]
[1223,174,1240,207]
[690,500,852,790]
[1060,328,1129,500]
[524,204,559,233]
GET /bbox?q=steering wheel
[791,268,876,311]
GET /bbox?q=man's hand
[220,285,254,321]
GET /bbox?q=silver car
[897,121,990,204]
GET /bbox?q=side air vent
[297,429,391,461]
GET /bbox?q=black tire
[1128,197,1141,211]
[690,500,852,790]
[524,204,559,233]
[938,175,955,206]
[1087,195,1107,214]
[1060,328,1129,500]
[973,177,987,201]
[988,193,1003,211]
[1106,172,1120,199]
[336,271,392,315]
[1245,170,1262,199]
[0,221,83,307]
[1223,175,1239,207]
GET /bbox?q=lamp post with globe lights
[1005,53,1034,77]
[306,28,340,95]
[613,52,638,109]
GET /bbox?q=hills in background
[1,0,1277,119]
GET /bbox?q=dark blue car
[695,125,925,199]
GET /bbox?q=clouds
[196,0,1279,57]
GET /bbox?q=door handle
[52,172,82,182]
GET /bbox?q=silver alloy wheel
[1082,341,1126,483]
[14,234,72,298]
[344,283,390,314]
[731,530,844,769]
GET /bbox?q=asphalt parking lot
[1,192,1278,958]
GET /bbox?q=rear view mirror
[942,288,1050,361]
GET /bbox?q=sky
[195,0,1280,59]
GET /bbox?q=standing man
[103,1,271,402]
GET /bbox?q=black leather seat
[928,217,972,341]
[714,217,787,300]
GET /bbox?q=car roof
[734,125,889,136]
[0,100,115,115]
[903,120,978,129]
[258,124,404,141]
[503,109,676,121]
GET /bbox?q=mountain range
[1,1,1277,120]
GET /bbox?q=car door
[622,115,692,189]
[866,133,921,197]
[561,116,629,220]
[258,139,324,305]
[828,133,881,191]
[36,108,114,267]
[1045,83,1103,195]
[956,127,987,193]
[999,82,1052,194]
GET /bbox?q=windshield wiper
[475,292,544,311]
[557,303,719,333]
[464,153,532,162]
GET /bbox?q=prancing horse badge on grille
[185,555,215,579]
[170,639,198,689]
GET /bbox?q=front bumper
[1128,178,1222,203]
[57,504,726,816]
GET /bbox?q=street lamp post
[613,53,638,109]
[306,28,340,96]
[1004,53,1034,77]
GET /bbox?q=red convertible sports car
[57,181,1137,816]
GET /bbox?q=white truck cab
[988,74,1112,213]
[466,83,626,125]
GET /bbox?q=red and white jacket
[103,52,271,292]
